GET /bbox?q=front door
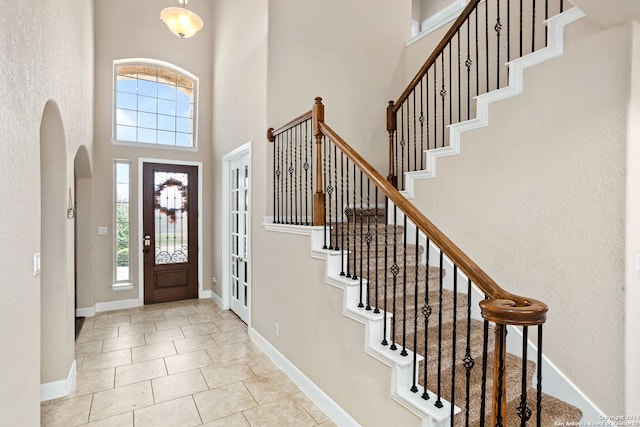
[143,162,198,304]
[229,152,250,323]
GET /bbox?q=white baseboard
[199,289,212,300]
[95,298,140,313]
[40,360,76,402]
[75,307,96,317]
[210,292,226,309]
[248,327,361,427]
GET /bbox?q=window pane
[176,117,191,133]
[115,161,130,283]
[176,133,191,147]
[177,91,191,104]
[116,78,137,94]
[138,79,157,97]
[158,99,176,116]
[158,130,175,145]
[177,102,192,118]
[158,114,176,131]
[138,128,156,143]
[158,83,177,101]
[116,183,129,202]
[138,111,157,129]
[116,125,136,142]
[116,92,137,110]
[138,95,157,113]
[116,108,136,126]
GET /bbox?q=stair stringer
[401,7,587,200]
[265,222,457,427]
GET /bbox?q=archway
[73,146,93,334]
[40,100,74,399]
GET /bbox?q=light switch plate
[97,226,108,235]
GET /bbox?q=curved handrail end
[479,297,548,326]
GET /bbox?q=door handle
[143,234,151,253]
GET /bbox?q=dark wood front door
[143,162,198,304]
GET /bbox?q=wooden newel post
[386,101,397,188]
[312,97,325,226]
[492,324,508,427]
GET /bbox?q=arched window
[113,59,198,148]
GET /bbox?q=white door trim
[137,158,205,306]
[222,142,252,325]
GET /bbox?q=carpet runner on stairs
[333,214,582,426]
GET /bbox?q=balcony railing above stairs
[387,0,567,190]
[268,98,550,426]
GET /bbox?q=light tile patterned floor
[41,299,337,427]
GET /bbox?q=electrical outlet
[275,323,280,337]
[212,277,218,284]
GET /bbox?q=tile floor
[41,299,336,427]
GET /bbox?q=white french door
[228,150,250,323]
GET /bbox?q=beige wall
[266,0,411,174]
[0,0,94,423]
[408,17,630,414]
[92,0,214,306]
[209,0,269,300]
[255,231,423,426]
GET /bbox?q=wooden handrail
[267,110,313,142]
[390,0,481,114]
[317,119,547,326]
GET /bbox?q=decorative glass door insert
[154,171,189,265]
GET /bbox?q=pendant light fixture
[160,0,203,39]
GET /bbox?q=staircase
[338,213,583,426]
[265,1,590,425]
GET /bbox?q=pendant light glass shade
[160,3,203,39]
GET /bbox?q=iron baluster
[374,188,380,314]
[352,162,359,281]
[518,326,532,426]
[365,179,372,311]
[382,196,389,346]
[480,314,490,427]
[400,104,405,189]
[340,152,346,276]
[485,0,490,93]
[537,325,543,427]
[294,126,299,224]
[464,278,475,427]
[401,214,408,357]
[412,90,417,172]
[344,159,351,278]
[532,0,536,54]
[495,324,507,427]
[411,225,420,393]
[435,250,444,408]
[496,0,502,90]
[273,134,278,223]
[333,143,339,249]
[422,237,431,400]
[390,204,398,351]
[451,265,458,423]
[358,170,364,308]
[321,135,327,246]
[440,54,446,148]
[419,79,424,167]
